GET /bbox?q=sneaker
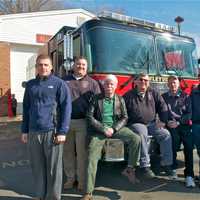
[170,169,178,180]
[63,178,75,189]
[81,193,93,200]
[141,167,155,179]
[162,165,173,176]
[195,175,200,181]
[121,167,139,184]
[185,176,196,188]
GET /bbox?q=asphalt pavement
[0,117,200,200]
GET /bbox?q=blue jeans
[129,122,173,168]
[192,124,200,174]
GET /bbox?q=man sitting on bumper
[81,74,141,200]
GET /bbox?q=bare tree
[96,6,125,15]
[0,0,65,14]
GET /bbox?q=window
[58,42,64,68]
[85,27,156,75]
[51,51,57,74]
[73,36,81,59]
[156,35,198,77]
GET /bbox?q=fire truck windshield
[85,26,198,78]
[156,35,198,78]
[85,27,156,75]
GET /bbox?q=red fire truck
[48,11,199,161]
[48,11,199,95]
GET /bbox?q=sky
[65,0,200,55]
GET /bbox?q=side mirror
[63,31,73,71]
[21,81,27,88]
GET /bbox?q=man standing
[124,72,173,178]
[163,75,195,187]
[21,54,71,200]
[191,73,200,185]
[63,56,100,191]
[81,74,141,200]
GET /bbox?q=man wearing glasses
[124,72,173,179]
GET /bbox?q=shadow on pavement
[62,189,121,200]
[62,197,80,200]
[0,198,32,200]
[0,120,21,140]
[95,162,200,194]
[93,190,121,200]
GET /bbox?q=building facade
[0,9,95,116]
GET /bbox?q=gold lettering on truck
[149,76,168,82]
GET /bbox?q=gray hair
[168,75,179,82]
[135,72,149,80]
[104,74,118,84]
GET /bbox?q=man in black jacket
[191,73,200,184]
[81,74,141,200]
[163,75,195,187]
[124,73,173,178]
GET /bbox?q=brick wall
[0,42,11,116]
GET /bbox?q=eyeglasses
[139,78,149,82]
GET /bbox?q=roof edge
[0,8,95,20]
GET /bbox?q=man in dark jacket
[21,54,71,200]
[191,73,200,184]
[163,75,195,187]
[63,57,100,191]
[124,72,173,178]
[81,74,141,200]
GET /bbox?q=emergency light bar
[98,11,176,33]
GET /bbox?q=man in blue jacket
[163,75,195,187]
[21,54,71,200]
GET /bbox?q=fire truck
[48,11,199,162]
[48,11,199,95]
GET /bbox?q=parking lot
[0,117,200,200]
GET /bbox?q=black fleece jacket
[123,88,168,125]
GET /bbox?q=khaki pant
[63,119,87,186]
[85,127,141,193]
